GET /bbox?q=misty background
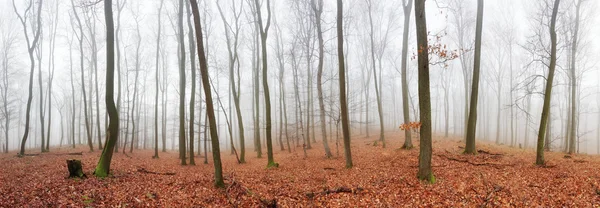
[1,0,599,154]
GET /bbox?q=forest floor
[1,132,600,207]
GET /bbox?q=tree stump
[67,159,86,178]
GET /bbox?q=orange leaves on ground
[1,133,600,206]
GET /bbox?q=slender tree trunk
[253,0,277,168]
[535,0,560,165]
[415,0,434,183]
[568,0,582,155]
[337,0,353,168]
[35,35,46,153]
[71,1,93,152]
[401,0,414,149]
[465,0,484,154]
[153,0,164,159]
[186,1,196,165]
[177,0,187,165]
[217,1,245,162]
[367,0,385,147]
[190,0,225,186]
[312,0,332,157]
[95,0,119,177]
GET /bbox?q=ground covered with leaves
[1,132,600,207]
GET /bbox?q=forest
[1,0,600,206]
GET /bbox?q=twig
[137,168,176,176]
[306,187,365,199]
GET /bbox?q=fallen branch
[477,149,503,156]
[137,168,176,176]
[225,174,277,208]
[436,154,514,169]
[480,185,503,208]
[306,187,364,199]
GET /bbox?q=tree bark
[186,0,196,165]
[312,0,332,157]
[95,0,119,177]
[465,0,484,154]
[71,0,94,152]
[415,0,434,183]
[253,0,277,168]
[190,0,225,187]
[535,0,560,165]
[401,0,414,148]
[153,0,164,159]
[177,0,187,165]
[568,0,582,155]
[337,0,353,169]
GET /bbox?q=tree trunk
[415,0,434,183]
[535,0,560,165]
[186,0,196,165]
[95,0,119,177]
[312,0,332,157]
[177,0,187,165]
[568,0,582,155]
[190,0,225,187]
[337,0,353,169]
[253,0,277,168]
[71,0,93,152]
[465,0,484,154]
[367,0,385,148]
[401,0,414,149]
[35,35,45,153]
[153,0,164,159]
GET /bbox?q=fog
[1,0,599,155]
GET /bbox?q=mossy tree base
[401,144,414,150]
[67,159,86,178]
[266,162,279,169]
[418,173,436,184]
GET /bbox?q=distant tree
[400,0,414,149]
[311,0,332,157]
[153,0,164,159]
[217,0,246,162]
[190,0,225,187]
[71,0,94,152]
[177,0,187,165]
[13,0,43,156]
[337,0,353,169]
[45,0,59,152]
[94,0,119,177]
[464,0,484,154]
[186,0,196,165]
[253,0,278,168]
[414,0,434,183]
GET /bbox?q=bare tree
[253,0,277,168]
[400,0,414,149]
[536,0,560,165]
[153,0,164,159]
[177,0,187,165]
[464,0,484,154]
[13,0,43,155]
[415,0,434,183]
[337,0,353,169]
[190,0,225,187]
[94,0,119,177]
[311,0,332,157]
[217,0,246,162]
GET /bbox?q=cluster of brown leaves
[1,132,600,207]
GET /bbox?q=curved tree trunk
[312,0,332,157]
[535,0,560,165]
